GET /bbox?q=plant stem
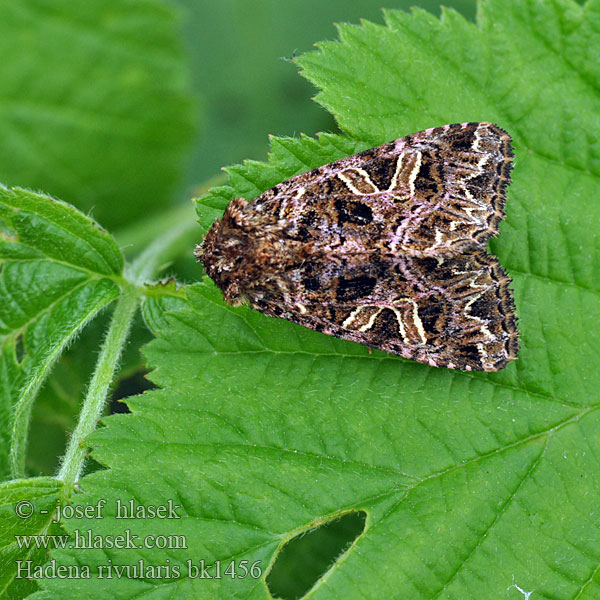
[115,174,223,261]
[127,203,197,286]
[57,285,139,488]
[57,191,206,487]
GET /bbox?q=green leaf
[0,186,123,479]
[35,1,600,598]
[141,281,188,335]
[0,0,196,481]
[0,0,195,230]
[0,477,63,599]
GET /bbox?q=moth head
[197,196,299,306]
[196,197,257,304]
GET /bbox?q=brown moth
[196,122,519,371]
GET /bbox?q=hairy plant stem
[126,202,197,286]
[56,202,201,490]
[57,285,139,489]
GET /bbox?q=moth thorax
[197,197,278,306]
[196,227,244,305]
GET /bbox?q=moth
[196,122,519,371]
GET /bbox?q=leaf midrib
[1,200,123,276]
[0,257,124,285]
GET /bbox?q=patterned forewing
[250,251,518,372]
[252,122,513,260]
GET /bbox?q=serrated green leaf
[0,0,195,230]
[0,187,123,480]
[34,1,600,598]
[0,477,63,599]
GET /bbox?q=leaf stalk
[57,285,139,489]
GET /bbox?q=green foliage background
[0,1,599,599]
